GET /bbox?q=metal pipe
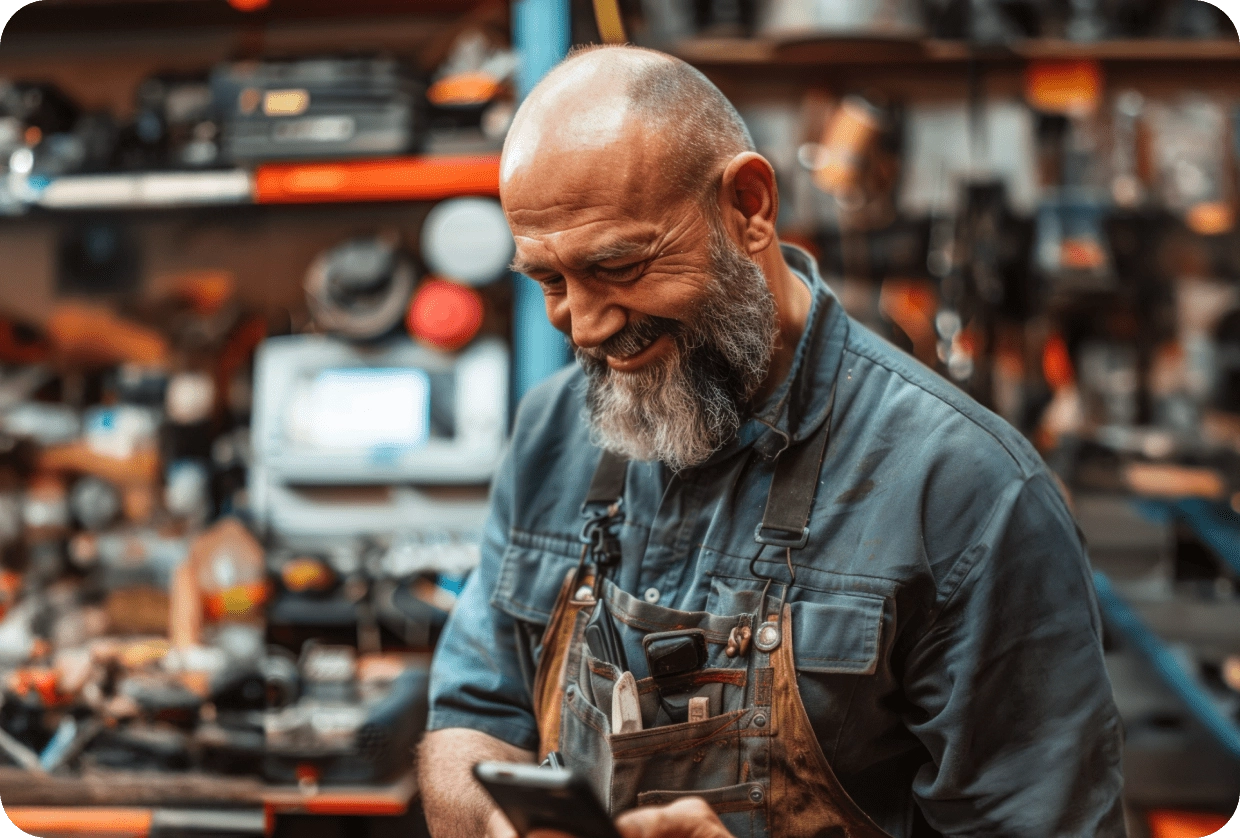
[1093,570,1240,761]
[511,0,573,403]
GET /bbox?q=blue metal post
[1093,571,1240,761]
[511,0,572,403]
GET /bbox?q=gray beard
[575,220,778,471]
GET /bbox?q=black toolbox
[212,57,425,163]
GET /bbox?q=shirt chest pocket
[707,573,886,676]
[490,529,582,625]
[789,595,885,675]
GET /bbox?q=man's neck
[752,242,812,406]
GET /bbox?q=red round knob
[407,277,484,352]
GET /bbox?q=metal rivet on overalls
[749,786,765,804]
[753,713,767,728]
[643,587,660,604]
[574,585,595,603]
[755,622,780,652]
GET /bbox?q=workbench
[0,767,420,838]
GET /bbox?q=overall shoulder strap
[534,449,629,758]
[584,449,629,508]
[755,382,837,550]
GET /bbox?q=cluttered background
[0,0,1237,836]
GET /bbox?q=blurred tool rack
[1094,571,1240,761]
[1079,492,1240,817]
[0,2,514,835]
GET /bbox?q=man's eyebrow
[510,239,650,276]
[509,254,547,275]
[581,239,647,264]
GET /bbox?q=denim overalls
[532,383,892,838]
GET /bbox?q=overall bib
[531,388,893,838]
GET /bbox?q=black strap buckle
[753,524,809,549]
[753,380,836,552]
[580,501,623,567]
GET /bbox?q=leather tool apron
[531,389,892,838]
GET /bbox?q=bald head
[501,45,754,202]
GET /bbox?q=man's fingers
[489,812,576,838]
[485,809,520,838]
[487,797,731,838]
[615,798,732,838]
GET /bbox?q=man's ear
[719,153,779,257]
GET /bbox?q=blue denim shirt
[429,246,1126,837]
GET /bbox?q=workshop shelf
[21,155,501,211]
[253,154,501,205]
[674,35,1240,67]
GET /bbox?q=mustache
[576,316,682,361]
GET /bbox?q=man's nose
[551,279,627,350]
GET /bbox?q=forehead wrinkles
[512,224,653,273]
[512,199,705,271]
[505,149,695,236]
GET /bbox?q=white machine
[248,334,508,573]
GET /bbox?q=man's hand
[417,728,534,838]
[485,808,518,838]
[517,798,733,838]
[615,799,732,838]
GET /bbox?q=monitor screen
[299,368,430,450]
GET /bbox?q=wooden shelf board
[0,766,417,817]
[675,35,1240,66]
[0,767,266,807]
[15,154,501,213]
[1015,37,1240,60]
[253,154,501,205]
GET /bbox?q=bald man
[419,46,1126,838]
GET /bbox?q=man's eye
[537,275,565,291]
[597,263,643,283]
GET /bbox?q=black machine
[212,57,425,163]
[473,762,623,838]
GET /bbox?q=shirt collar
[705,243,849,465]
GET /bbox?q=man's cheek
[543,293,573,334]
[626,270,713,316]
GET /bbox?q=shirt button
[643,587,660,604]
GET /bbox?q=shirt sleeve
[902,473,1127,837]
[426,440,541,752]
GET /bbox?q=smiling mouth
[607,333,675,372]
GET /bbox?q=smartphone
[472,761,623,838]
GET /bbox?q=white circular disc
[421,198,514,286]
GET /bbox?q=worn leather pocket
[608,708,750,757]
[636,782,765,813]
